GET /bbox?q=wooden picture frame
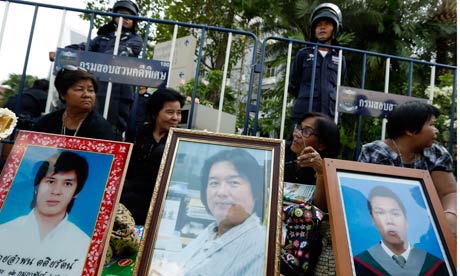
[0,131,132,276]
[134,128,285,275]
[323,158,457,275]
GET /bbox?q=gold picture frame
[134,128,285,275]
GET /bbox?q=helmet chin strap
[316,29,335,43]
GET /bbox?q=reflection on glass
[150,148,268,276]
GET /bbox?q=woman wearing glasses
[282,112,340,276]
[284,112,340,211]
[32,67,115,140]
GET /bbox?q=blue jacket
[67,23,143,132]
[289,46,346,121]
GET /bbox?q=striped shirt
[177,214,267,276]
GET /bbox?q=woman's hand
[296,146,323,173]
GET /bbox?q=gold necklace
[62,111,85,137]
[391,139,416,168]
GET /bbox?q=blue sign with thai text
[54,48,170,88]
[338,86,430,118]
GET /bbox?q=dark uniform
[289,46,346,121]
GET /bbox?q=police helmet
[113,0,139,16]
[309,3,342,41]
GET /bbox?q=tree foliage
[178,70,236,114]
[82,0,456,158]
[0,74,38,106]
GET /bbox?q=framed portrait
[134,128,285,275]
[0,130,132,276]
[323,158,457,275]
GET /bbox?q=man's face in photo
[35,170,79,219]
[371,196,408,249]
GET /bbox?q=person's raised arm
[295,146,328,210]
[126,34,143,57]
[431,170,457,237]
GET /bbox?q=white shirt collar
[319,49,328,57]
[380,241,411,260]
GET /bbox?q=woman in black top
[281,112,340,276]
[121,88,185,225]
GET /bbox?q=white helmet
[309,3,342,42]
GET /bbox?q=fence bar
[166,24,178,87]
[354,53,367,160]
[242,40,259,135]
[280,42,293,139]
[102,16,123,119]
[14,4,38,117]
[407,61,413,96]
[85,12,95,51]
[45,9,67,114]
[429,64,436,102]
[216,32,232,132]
[334,49,343,124]
[188,27,207,129]
[381,57,391,140]
[0,1,10,52]
[308,45,318,112]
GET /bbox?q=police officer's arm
[288,50,303,97]
[65,42,87,51]
[125,34,143,57]
[49,42,86,62]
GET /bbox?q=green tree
[254,0,455,158]
[0,74,38,107]
[178,70,236,115]
[158,0,280,103]
[82,0,456,148]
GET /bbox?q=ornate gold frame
[134,128,285,275]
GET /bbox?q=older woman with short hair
[32,66,114,140]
